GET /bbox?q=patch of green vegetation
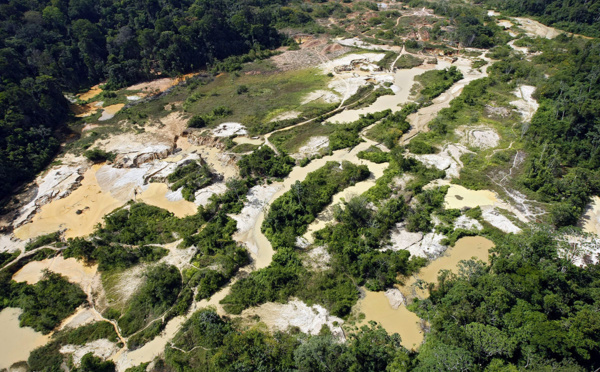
[238,146,295,179]
[84,148,117,163]
[24,231,62,252]
[55,321,119,345]
[117,263,181,336]
[407,140,437,154]
[167,160,214,201]
[357,146,390,163]
[412,66,463,102]
[0,251,20,268]
[394,54,424,69]
[0,271,86,334]
[231,143,259,153]
[376,51,399,69]
[263,161,370,249]
[165,306,411,371]
[352,87,394,109]
[366,104,417,148]
[270,121,334,154]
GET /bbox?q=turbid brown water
[0,308,51,369]
[356,236,494,349]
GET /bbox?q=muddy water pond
[356,236,494,349]
[0,308,50,369]
[137,183,197,218]
[14,165,124,241]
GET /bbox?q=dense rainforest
[0,0,297,201]
[483,0,600,37]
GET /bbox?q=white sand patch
[126,95,142,101]
[212,123,247,137]
[558,232,600,267]
[511,85,539,123]
[384,288,405,309]
[112,265,146,306]
[454,215,483,231]
[242,299,345,340]
[514,17,562,39]
[0,234,25,254]
[580,196,600,235]
[305,245,331,271]
[13,165,84,227]
[336,39,390,51]
[385,224,446,258]
[487,10,501,16]
[384,224,424,252]
[60,339,120,366]
[302,89,341,104]
[498,20,513,29]
[481,206,521,234]
[96,166,148,202]
[293,136,330,159]
[321,53,386,73]
[59,307,97,330]
[269,111,301,122]
[158,241,196,272]
[328,77,371,99]
[411,144,473,179]
[456,127,500,149]
[194,182,228,206]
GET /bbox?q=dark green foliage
[24,231,62,251]
[315,196,425,293]
[485,0,600,37]
[367,104,417,148]
[262,161,370,249]
[394,54,424,69]
[220,247,304,314]
[0,271,86,334]
[407,140,436,154]
[0,251,19,268]
[28,341,63,372]
[84,148,116,163]
[167,160,214,201]
[357,146,390,163]
[55,321,118,345]
[376,51,398,69]
[238,146,295,179]
[188,115,207,128]
[411,228,600,370]
[329,111,391,150]
[75,353,115,372]
[117,263,182,336]
[166,308,410,372]
[414,66,464,102]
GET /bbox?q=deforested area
[1,0,600,371]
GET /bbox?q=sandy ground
[304,245,331,271]
[454,215,483,231]
[385,227,447,259]
[0,308,51,370]
[61,339,120,366]
[514,17,562,39]
[212,123,248,137]
[302,89,341,104]
[9,164,85,228]
[12,256,98,288]
[412,144,473,179]
[269,111,301,122]
[580,196,600,235]
[456,127,500,149]
[292,136,330,159]
[511,85,539,123]
[242,299,345,340]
